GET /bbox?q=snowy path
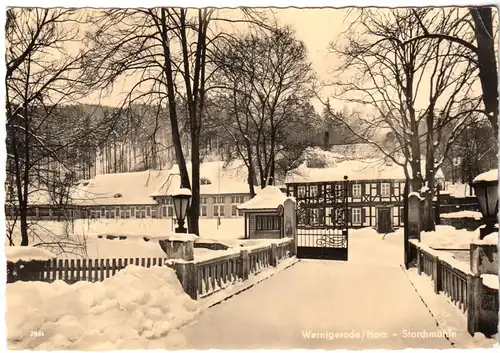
[171,229,453,349]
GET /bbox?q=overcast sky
[81,7,349,112]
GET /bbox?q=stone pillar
[270,243,278,267]
[408,193,422,241]
[283,198,297,255]
[172,262,198,300]
[467,274,499,337]
[470,243,498,276]
[432,254,441,294]
[158,234,198,261]
[240,249,249,280]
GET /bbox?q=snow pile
[471,232,499,246]
[440,211,482,220]
[238,186,291,210]
[421,225,480,249]
[482,232,499,245]
[473,169,498,183]
[6,246,56,263]
[6,265,199,350]
[481,274,499,290]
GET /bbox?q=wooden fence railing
[413,240,472,313]
[7,257,168,284]
[172,238,295,299]
[7,238,296,301]
[195,253,241,298]
[440,262,468,312]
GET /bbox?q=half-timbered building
[286,160,444,233]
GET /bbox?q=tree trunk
[470,7,498,136]
[19,206,29,246]
[188,108,200,235]
[160,8,191,191]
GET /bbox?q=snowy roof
[6,246,56,262]
[152,161,252,197]
[237,186,293,210]
[72,170,169,206]
[286,159,444,183]
[472,169,498,183]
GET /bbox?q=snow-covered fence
[411,239,498,337]
[196,253,241,298]
[7,257,168,284]
[171,238,294,299]
[412,240,471,313]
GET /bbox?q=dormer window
[200,178,212,185]
[114,193,122,198]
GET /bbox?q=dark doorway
[377,207,392,233]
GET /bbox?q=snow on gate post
[408,193,422,242]
[160,234,199,300]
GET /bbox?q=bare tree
[328,8,481,230]
[211,28,317,191]
[404,7,498,136]
[86,8,272,234]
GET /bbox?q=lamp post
[169,188,192,233]
[470,169,498,239]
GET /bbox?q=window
[200,197,208,217]
[165,197,173,205]
[115,207,120,218]
[125,210,131,219]
[152,208,157,218]
[95,209,100,219]
[310,185,318,197]
[352,184,362,197]
[110,210,115,219]
[146,206,151,217]
[256,215,280,231]
[105,210,110,218]
[381,183,391,196]
[297,186,306,197]
[231,195,245,217]
[120,210,125,218]
[213,196,225,217]
[130,206,135,218]
[214,204,225,217]
[101,208,106,217]
[231,195,245,204]
[352,208,362,224]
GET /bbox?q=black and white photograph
[3,2,499,350]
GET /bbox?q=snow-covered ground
[7,265,200,350]
[175,227,496,349]
[6,218,246,259]
[420,225,480,250]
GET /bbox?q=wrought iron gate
[291,176,349,261]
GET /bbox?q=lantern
[471,169,498,239]
[170,188,192,233]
